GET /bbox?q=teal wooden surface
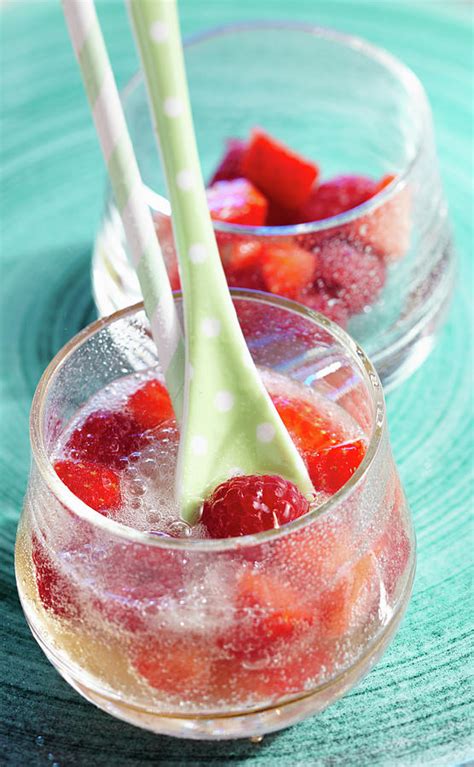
[1,1,472,765]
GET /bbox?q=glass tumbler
[92,23,454,391]
[16,292,415,739]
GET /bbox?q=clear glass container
[92,23,454,392]
[16,292,415,739]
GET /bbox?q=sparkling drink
[16,294,415,739]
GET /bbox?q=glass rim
[122,20,427,236]
[30,290,386,552]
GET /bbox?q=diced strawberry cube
[242,128,319,210]
[207,178,268,226]
[54,460,122,514]
[209,138,246,184]
[271,393,343,453]
[127,379,175,431]
[306,439,366,494]
[132,638,210,695]
[217,235,263,272]
[261,240,317,298]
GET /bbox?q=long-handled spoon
[128,0,314,523]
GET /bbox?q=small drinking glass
[16,292,415,739]
[92,22,454,391]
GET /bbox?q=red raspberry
[261,240,317,298]
[54,460,121,513]
[317,239,386,314]
[306,439,366,494]
[32,535,81,619]
[127,380,175,431]
[209,138,246,184]
[242,128,319,210]
[201,474,310,538]
[207,178,268,226]
[300,283,350,328]
[296,175,378,223]
[66,410,145,470]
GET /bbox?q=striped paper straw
[62,0,185,419]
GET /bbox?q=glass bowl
[16,291,415,739]
[92,23,454,391]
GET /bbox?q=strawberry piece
[306,440,366,494]
[353,174,411,262]
[271,393,342,454]
[374,483,411,597]
[207,178,268,226]
[317,238,386,314]
[296,175,378,223]
[225,263,266,291]
[201,474,309,538]
[219,570,314,662]
[300,283,350,328]
[218,235,263,272]
[32,534,81,619]
[127,380,175,431]
[54,459,121,513]
[66,410,145,470]
[132,639,209,695]
[316,552,377,638]
[209,138,246,184]
[242,128,319,210]
[261,240,317,298]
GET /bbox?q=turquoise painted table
[1,1,472,764]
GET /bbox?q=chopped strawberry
[218,235,263,272]
[127,379,175,431]
[225,263,266,291]
[219,570,314,662]
[32,534,81,619]
[295,175,378,223]
[306,440,366,494]
[301,283,350,328]
[132,638,209,695]
[316,552,377,638]
[353,174,411,262]
[66,410,145,470]
[201,474,309,538]
[265,200,299,226]
[242,128,319,210]
[271,393,342,454]
[209,138,246,184]
[317,238,386,314]
[374,483,411,597]
[207,178,268,226]
[261,240,317,298]
[54,459,122,513]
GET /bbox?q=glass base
[21,562,415,740]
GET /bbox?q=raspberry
[261,240,317,298]
[209,138,246,184]
[317,239,386,314]
[300,284,350,328]
[271,393,342,454]
[201,474,309,538]
[296,175,378,223]
[66,410,145,470]
[127,380,175,431]
[54,460,122,513]
[306,439,366,494]
[207,178,268,226]
[242,128,319,210]
[32,534,81,619]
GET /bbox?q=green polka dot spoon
[129,0,313,524]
